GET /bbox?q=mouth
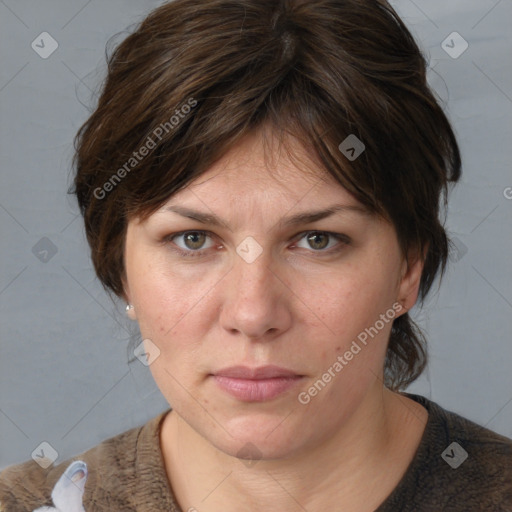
[210,365,305,402]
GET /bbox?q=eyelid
[163,230,219,255]
[163,229,351,258]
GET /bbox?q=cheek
[307,263,397,341]
[300,259,399,388]
[130,257,220,355]
[132,267,213,398]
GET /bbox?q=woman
[1,0,511,510]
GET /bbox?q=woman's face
[123,129,422,460]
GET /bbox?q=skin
[123,126,429,512]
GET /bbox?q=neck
[160,386,428,512]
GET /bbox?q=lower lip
[212,375,303,402]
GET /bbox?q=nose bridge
[232,239,278,300]
[220,237,291,339]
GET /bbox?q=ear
[397,245,427,315]
[126,304,137,321]
[121,279,137,320]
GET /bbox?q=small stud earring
[126,304,134,312]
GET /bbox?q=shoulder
[0,411,168,512]
[384,393,512,511]
[419,393,512,474]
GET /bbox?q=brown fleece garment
[1,393,511,511]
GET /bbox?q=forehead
[164,128,359,210]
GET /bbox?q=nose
[219,246,293,341]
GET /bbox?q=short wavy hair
[70,0,461,390]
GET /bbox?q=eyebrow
[162,204,370,229]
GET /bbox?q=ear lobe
[121,278,133,312]
[125,303,137,320]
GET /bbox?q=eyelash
[162,230,351,259]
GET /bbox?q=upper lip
[213,365,302,379]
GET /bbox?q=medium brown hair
[70,0,461,390]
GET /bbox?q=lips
[211,365,304,402]
[213,365,302,379]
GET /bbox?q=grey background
[0,0,511,470]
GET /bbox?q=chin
[208,411,308,461]
[216,433,302,463]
